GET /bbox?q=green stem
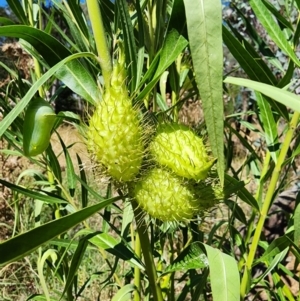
[28,0,44,97]
[133,226,141,301]
[132,201,163,301]
[86,0,112,87]
[240,111,300,298]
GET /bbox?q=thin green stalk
[240,111,300,298]
[133,227,141,301]
[132,201,163,301]
[27,0,44,97]
[86,0,112,87]
[147,0,155,62]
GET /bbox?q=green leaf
[77,154,88,208]
[46,144,63,184]
[0,197,117,266]
[111,284,137,301]
[162,242,208,276]
[76,229,144,270]
[0,17,15,25]
[62,233,100,299]
[58,135,77,197]
[295,203,300,247]
[224,199,247,225]
[224,77,300,113]
[116,0,137,93]
[136,30,188,102]
[0,26,99,104]
[0,52,95,139]
[249,0,300,67]
[184,0,224,185]
[254,248,289,284]
[222,25,277,85]
[6,0,28,25]
[0,179,67,204]
[261,0,293,31]
[27,295,57,301]
[255,92,279,163]
[168,0,187,38]
[224,174,259,211]
[222,24,288,120]
[204,244,240,301]
[259,234,294,263]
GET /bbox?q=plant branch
[86,0,112,88]
[240,111,300,298]
[131,201,163,301]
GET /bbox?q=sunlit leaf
[184,0,224,185]
[224,77,300,113]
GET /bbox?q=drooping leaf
[111,284,137,301]
[0,52,95,139]
[0,26,99,104]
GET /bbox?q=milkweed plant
[0,0,300,300]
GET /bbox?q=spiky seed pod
[87,88,144,182]
[23,98,56,156]
[133,168,203,222]
[150,123,215,181]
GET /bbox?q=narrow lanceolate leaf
[0,52,94,139]
[204,244,240,301]
[184,0,224,185]
[295,203,300,247]
[249,0,300,67]
[0,26,99,105]
[136,30,188,102]
[0,197,117,266]
[224,77,300,113]
[0,179,67,204]
[255,92,279,163]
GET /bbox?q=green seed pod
[133,168,201,222]
[23,98,56,156]
[87,90,144,182]
[150,123,215,181]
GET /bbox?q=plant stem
[86,0,112,87]
[27,0,44,97]
[240,111,300,298]
[133,226,141,301]
[132,201,163,301]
